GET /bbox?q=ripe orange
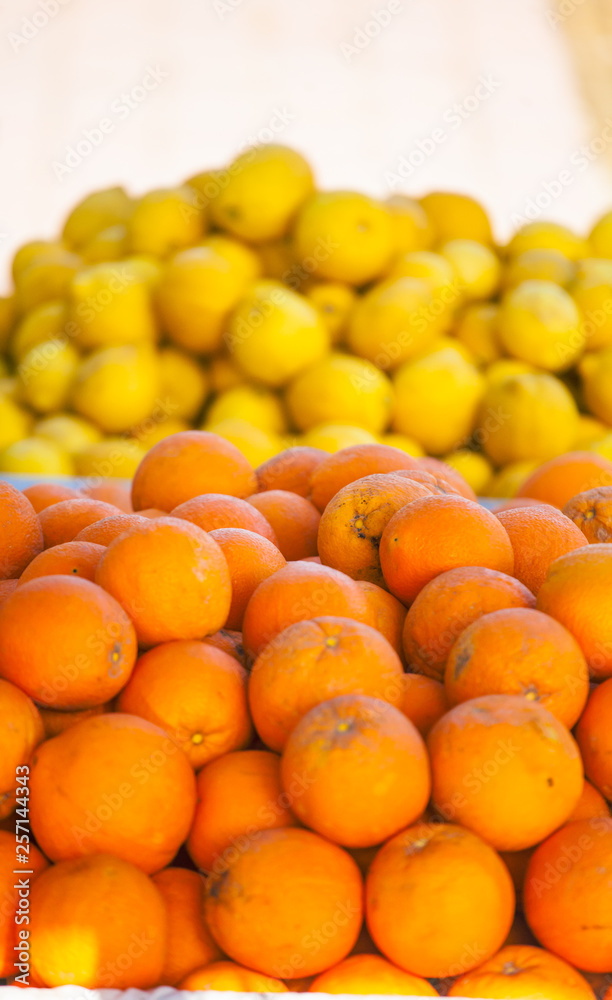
[74,513,148,545]
[179,961,288,992]
[575,677,612,800]
[563,486,612,543]
[247,490,320,561]
[95,517,231,647]
[447,944,596,999]
[428,695,584,850]
[22,482,77,512]
[567,779,610,823]
[366,822,515,979]
[517,451,612,508]
[309,954,438,996]
[117,640,252,769]
[248,616,404,751]
[171,492,278,543]
[357,580,407,659]
[204,827,363,977]
[256,445,327,497]
[309,443,421,512]
[80,481,133,512]
[131,430,257,511]
[280,694,430,846]
[0,830,48,977]
[208,528,286,629]
[524,817,612,972]
[29,713,197,873]
[0,679,44,819]
[152,868,221,985]
[380,494,514,604]
[18,540,105,584]
[0,576,137,709]
[496,503,586,593]
[38,498,122,548]
[400,673,448,737]
[187,749,297,874]
[0,482,43,579]
[444,608,589,727]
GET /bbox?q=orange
[39,703,108,738]
[249,615,404,751]
[418,456,478,500]
[357,580,407,659]
[187,749,297,874]
[131,430,257,511]
[496,503,587,593]
[444,608,589,728]
[366,822,515,979]
[18,540,105,584]
[400,673,448,737]
[280,693,430,846]
[204,627,245,663]
[563,486,612,543]
[179,961,288,992]
[247,490,320,561]
[256,445,327,497]
[95,517,231,647]
[241,561,372,659]
[537,544,612,679]
[0,482,43,579]
[318,473,432,586]
[208,527,286,629]
[22,482,77,512]
[524,817,612,972]
[428,695,584,850]
[80,481,133,512]
[0,580,18,609]
[116,639,252,769]
[380,494,514,604]
[402,566,536,680]
[309,443,421,512]
[30,853,167,988]
[0,679,44,819]
[38,498,122,547]
[309,954,438,995]
[0,576,137,709]
[448,944,596,999]
[172,492,278,543]
[567,779,610,823]
[575,677,612,800]
[204,827,363,978]
[393,467,465,496]
[152,868,221,985]
[74,513,148,545]
[0,830,48,977]
[29,713,196,873]
[517,451,612,508]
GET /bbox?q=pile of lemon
[2,142,612,495]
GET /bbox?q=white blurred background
[2,0,612,290]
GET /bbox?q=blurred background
[3,0,612,288]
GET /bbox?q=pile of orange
[0,428,611,999]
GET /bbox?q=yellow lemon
[453,303,501,366]
[417,336,476,365]
[0,396,32,450]
[300,423,378,452]
[306,282,356,344]
[69,260,157,350]
[387,250,460,328]
[227,280,329,387]
[11,300,69,361]
[128,186,205,258]
[486,460,540,498]
[293,192,394,286]
[80,224,129,264]
[0,296,15,352]
[203,234,261,283]
[386,194,435,254]
[440,239,501,301]
[346,276,443,369]
[485,359,537,386]
[589,209,612,257]
[0,437,73,475]
[503,248,575,290]
[17,339,79,413]
[580,348,612,424]
[203,417,282,467]
[210,144,314,244]
[209,353,246,393]
[185,169,219,222]
[71,344,160,433]
[506,221,589,261]
[392,344,484,455]
[206,385,286,434]
[12,240,64,282]
[573,413,608,449]
[590,433,612,462]
[477,372,579,465]
[286,353,394,434]
[136,417,191,451]
[158,347,209,421]
[380,433,425,457]
[34,414,102,454]
[497,279,585,371]
[571,258,612,351]
[443,449,493,495]
[74,437,147,479]
[420,192,493,244]
[62,187,133,249]
[15,248,81,312]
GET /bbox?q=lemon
[203,235,261,284]
[0,396,32,450]
[497,280,585,371]
[0,437,74,475]
[453,303,501,365]
[286,353,394,434]
[485,359,537,386]
[477,372,579,465]
[206,385,286,434]
[227,280,329,387]
[506,221,589,261]
[12,240,63,282]
[346,276,443,369]
[17,339,79,413]
[156,244,253,354]
[417,336,476,365]
[128,186,205,258]
[443,449,493,495]
[300,423,378,452]
[386,195,435,254]
[71,344,160,433]
[420,192,493,244]
[209,353,246,393]
[81,224,129,264]
[69,260,157,350]
[306,282,356,344]
[392,344,484,455]
[11,301,69,361]
[15,248,81,312]
[503,248,575,290]
[486,460,540,498]
[74,437,147,479]
[0,296,15,352]
[136,417,191,450]
[185,169,219,222]
[573,413,608,449]
[127,256,163,289]
[380,433,425,457]
[440,239,501,301]
[589,210,612,257]
[293,192,394,286]
[590,433,612,462]
[580,348,612,424]
[204,417,282,467]
[62,187,132,249]
[387,250,460,327]
[34,414,102,454]
[571,258,612,351]
[158,347,209,421]
[210,145,314,244]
